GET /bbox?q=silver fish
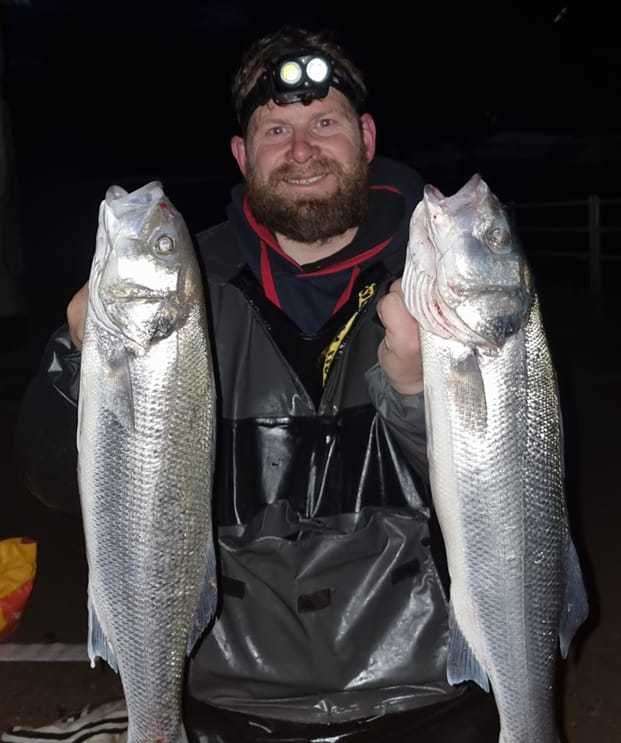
[401,174,588,743]
[77,182,217,743]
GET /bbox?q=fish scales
[78,182,217,742]
[402,174,588,743]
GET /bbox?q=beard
[245,147,370,244]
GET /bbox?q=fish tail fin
[559,539,589,657]
[446,605,490,692]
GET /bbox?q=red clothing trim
[300,238,392,277]
[370,184,401,194]
[332,265,361,316]
[259,240,282,308]
[243,188,398,316]
[243,196,300,267]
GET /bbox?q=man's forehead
[252,88,354,126]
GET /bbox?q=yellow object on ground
[0,537,37,640]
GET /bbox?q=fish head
[423,174,532,350]
[89,182,201,353]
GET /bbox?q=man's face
[231,88,376,244]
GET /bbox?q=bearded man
[18,25,501,743]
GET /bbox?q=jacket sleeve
[14,325,81,513]
[365,362,429,483]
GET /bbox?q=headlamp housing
[238,48,366,133]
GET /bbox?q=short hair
[231,26,367,132]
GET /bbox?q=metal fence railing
[508,196,621,296]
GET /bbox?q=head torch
[238,49,366,133]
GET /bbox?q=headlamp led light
[279,60,304,85]
[238,48,366,132]
[306,56,329,83]
[272,53,333,103]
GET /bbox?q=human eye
[266,124,288,137]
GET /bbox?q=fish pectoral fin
[186,555,218,655]
[102,350,136,431]
[559,539,589,658]
[87,596,119,673]
[446,605,490,692]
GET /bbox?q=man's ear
[360,113,377,162]
[230,135,248,177]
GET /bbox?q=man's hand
[66,281,89,350]
[376,279,424,396]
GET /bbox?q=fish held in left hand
[77,181,218,743]
[401,174,589,743]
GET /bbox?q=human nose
[288,129,318,163]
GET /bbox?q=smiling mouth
[283,174,328,186]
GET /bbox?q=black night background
[0,1,619,739]
[2,1,621,338]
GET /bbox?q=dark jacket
[15,156,499,742]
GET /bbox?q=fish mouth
[447,283,525,299]
[454,288,532,346]
[444,285,530,317]
[454,286,531,314]
[102,283,174,301]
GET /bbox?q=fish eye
[154,235,175,255]
[486,226,509,248]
